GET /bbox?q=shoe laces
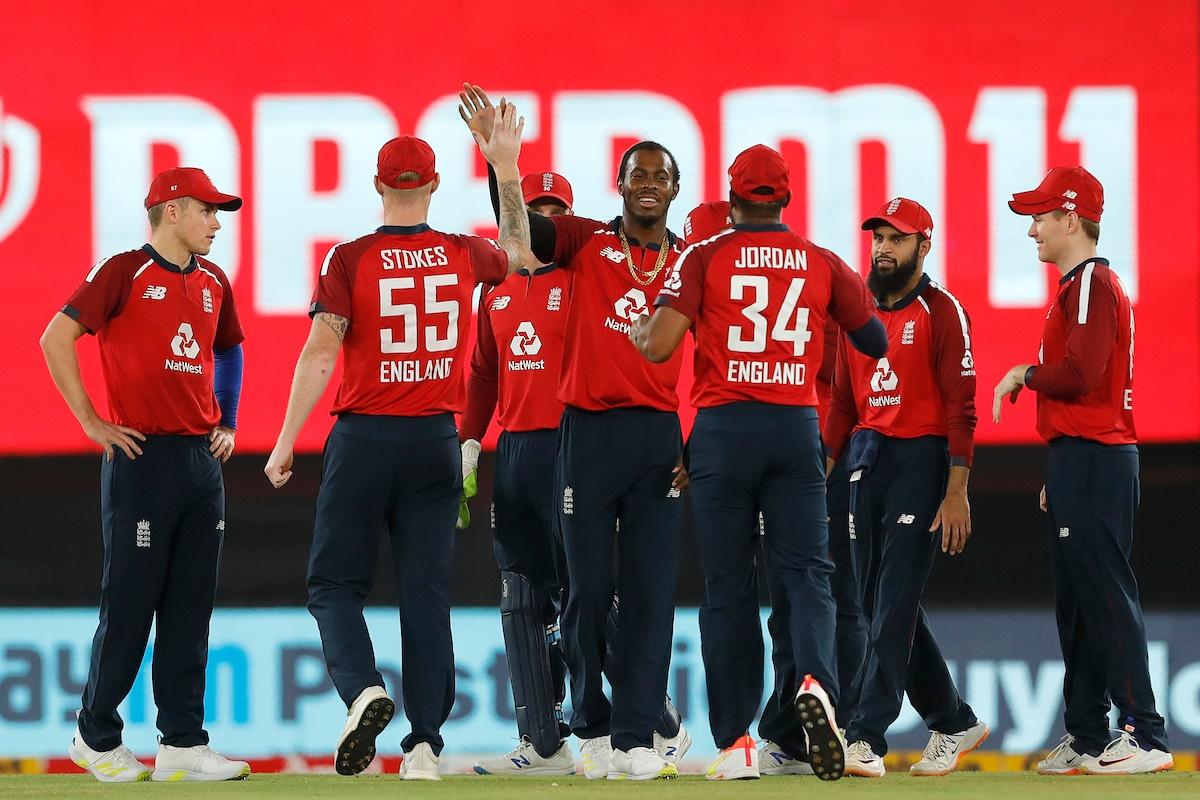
[1098,731,1140,759]
[108,745,144,770]
[846,740,873,760]
[505,738,537,759]
[923,732,953,761]
[1045,733,1077,761]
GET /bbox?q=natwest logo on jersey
[868,357,900,406]
[166,322,203,374]
[604,288,648,336]
[508,320,546,372]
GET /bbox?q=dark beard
[867,252,919,301]
[623,195,667,230]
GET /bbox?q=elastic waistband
[500,428,559,441]
[1049,436,1138,453]
[563,405,677,419]
[140,434,210,446]
[336,412,456,443]
[696,402,817,422]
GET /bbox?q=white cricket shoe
[794,674,845,780]
[68,729,151,783]
[910,720,990,776]
[335,685,394,775]
[473,738,575,776]
[759,739,815,775]
[580,735,612,780]
[705,734,759,780]
[843,740,886,778]
[1036,734,1086,775]
[399,741,440,781]
[1079,732,1173,775]
[151,744,250,782]
[607,746,678,780]
[653,721,692,764]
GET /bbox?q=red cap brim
[204,192,243,212]
[1007,189,1062,216]
[861,215,919,234]
[524,191,572,208]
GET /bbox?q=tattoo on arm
[497,177,532,270]
[315,312,348,342]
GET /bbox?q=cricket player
[994,166,1172,775]
[264,131,524,780]
[634,145,887,781]
[40,167,250,782]
[824,197,987,778]
[468,87,688,781]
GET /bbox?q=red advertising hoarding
[1,0,1196,453]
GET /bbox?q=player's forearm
[274,347,337,449]
[495,164,536,274]
[39,320,101,429]
[945,464,970,497]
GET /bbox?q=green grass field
[0,773,1195,799]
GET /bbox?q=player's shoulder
[86,248,151,279]
[193,255,232,286]
[922,278,970,317]
[1085,258,1128,295]
[324,230,390,264]
[806,241,856,274]
[439,230,504,254]
[553,214,613,238]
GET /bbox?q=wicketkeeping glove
[457,439,482,530]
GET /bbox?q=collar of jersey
[608,217,677,250]
[1059,257,1109,285]
[877,272,931,312]
[377,224,431,235]
[142,243,197,274]
[733,223,788,232]
[518,264,558,277]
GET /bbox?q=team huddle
[38,82,1171,783]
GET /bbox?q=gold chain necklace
[618,226,670,287]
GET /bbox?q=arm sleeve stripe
[1077,262,1096,323]
[930,280,972,351]
[84,254,115,283]
[196,265,218,282]
[132,259,154,280]
[319,241,352,276]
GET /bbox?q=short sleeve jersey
[654,224,875,408]
[62,245,244,435]
[1027,258,1136,444]
[550,215,684,412]
[825,274,978,466]
[470,266,572,434]
[311,224,509,417]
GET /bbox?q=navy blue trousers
[758,457,866,756]
[845,435,976,755]
[1046,437,1167,754]
[556,406,682,751]
[78,435,224,751]
[689,403,837,750]
[307,413,459,755]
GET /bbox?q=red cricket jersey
[655,224,875,409]
[551,216,684,412]
[311,224,508,417]
[823,274,978,466]
[1026,258,1136,444]
[461,266,571,439]
[62,245,244,435]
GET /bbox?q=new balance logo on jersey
[509,321,542,356]
[136,519,151,548]
[869,357,899,393]
[202,286,213,314]
[902,320,916,345]
[599,246,626,264]
[897,514,916,525]
[490,296,511,311]
[547,287,563,311]
[142,285,167,300]
[562,487,574,515]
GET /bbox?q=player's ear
[430,174,441,194]
[374,176,385,197]
[781,191,792,209]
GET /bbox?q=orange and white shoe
[1079,732,1173,775]
[793,675,845,781]
[844,740,886,778]
[1036,735,1086,775]
[910,721,989,776]
[705,734,759,780]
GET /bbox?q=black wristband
[1023,365,1038,387]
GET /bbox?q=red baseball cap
[862,197,934,239]
[144,167,241,211]
[1008,166,1104,222]
[521,172,573,208]
[728,144,789,203]
[683,200,732,244]
[376,135,437,189]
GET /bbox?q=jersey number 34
[728,276,812,356]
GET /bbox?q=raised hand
[474,99,524,170]
[458,83,496,145]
